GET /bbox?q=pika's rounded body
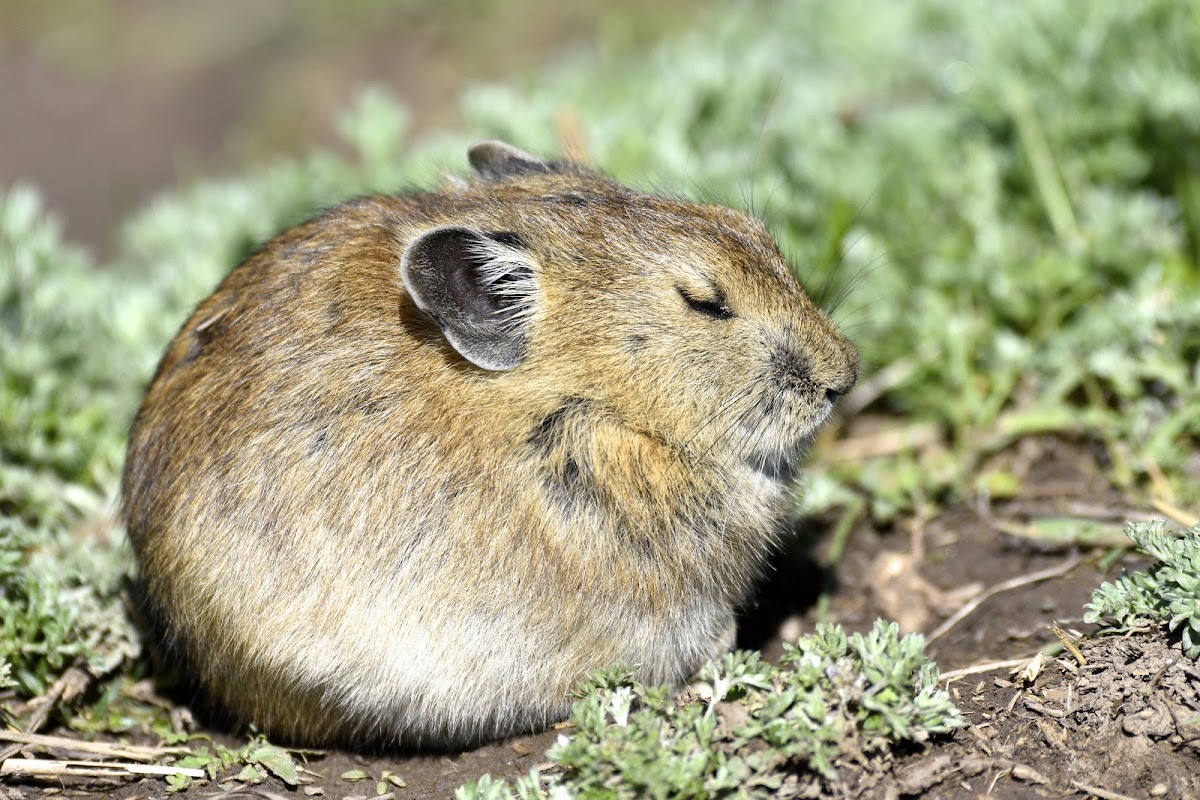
[122,142,859,747]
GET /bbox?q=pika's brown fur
[122,141,859,748]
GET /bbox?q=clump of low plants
[159,734,304,793]
[457,621,962,799]
[1085,520,1200,659]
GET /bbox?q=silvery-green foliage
[1,187,124,488]
[457,622,962,797]
[1086,521,1200,659]
[1,189,140,697]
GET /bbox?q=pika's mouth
[745,407,833,483]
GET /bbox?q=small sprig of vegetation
[163,735,302,793]
[1085,520,1200,659]
[0,521,138,697]
[457,622,962,799]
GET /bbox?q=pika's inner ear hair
[401,225,538,371]
[468,140,556,180]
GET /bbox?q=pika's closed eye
[677,285,734,320]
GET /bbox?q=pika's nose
[821,338,860,401]
[772,332,859,400]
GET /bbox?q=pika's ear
[468,140,554,180]
[401,226,538,371]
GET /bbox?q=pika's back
[122,141,858,748]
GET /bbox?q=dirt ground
[3,437,1196,799]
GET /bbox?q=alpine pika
[122,141,860,748]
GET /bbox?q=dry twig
[839,358,917,418]
[0,757,204,781]
[1070,780,1140,800]
[1050,624,1086,666]
[0,730,191,761]
[939,658,1031,683]
[0,666,92,762]
[827,420,943,461]
[1151,497,1199,528]
[927,555,1082,644]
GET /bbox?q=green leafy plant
[458,622,962,798]
[1085,520,1200,658]
[165,735,303,793]
[456,771,549,800]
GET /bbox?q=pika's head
[402,141,859,484]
